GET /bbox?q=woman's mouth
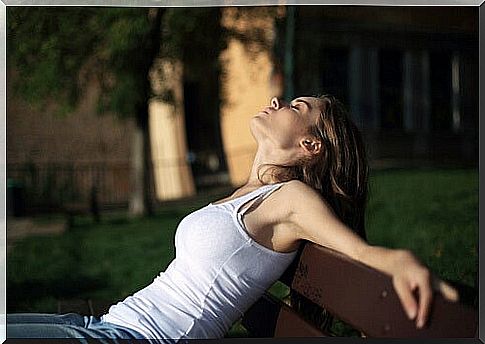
[261,107,274,115]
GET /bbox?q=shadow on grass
[8,274,108,312]
[7,225,111,313]
[68,207,195,230]
[7,207,184,313]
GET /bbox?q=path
[6,217,67,254]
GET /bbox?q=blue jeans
[7,313,148,342]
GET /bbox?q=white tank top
[101,182,298,342]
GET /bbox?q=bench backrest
[243,243,477,338]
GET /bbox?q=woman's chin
[249,119,264,141]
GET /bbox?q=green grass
[366,168,478,287]
[7,168,478,335]
[7,206,205,313]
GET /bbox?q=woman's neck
[246,148,284,187]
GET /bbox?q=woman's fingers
[433,277,460,302]
[415,276,460,328]
[415,272,433,328]
[393,270,434,329]
[390,251,460,330]
[394,275,460,330]
[392,277,417,321]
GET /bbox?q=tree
[8,7,165,216]
[7,6,278,216]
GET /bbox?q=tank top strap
[234,182,285,217]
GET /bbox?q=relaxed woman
[8,95,459,342]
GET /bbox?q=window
[379,50,403,130]
[430,51,452,132]
[319,47,349,104]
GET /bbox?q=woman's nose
[271,97,289,110]
[270,97,280,109]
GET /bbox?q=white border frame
[0,1,5,343]
[1,0,484,6]
[0,2,482,344]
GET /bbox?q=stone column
[457,51,477,162]
[349,46,380,129]
[349,45,380,159]
[403,50,431,159]
[402,51,414,132]
[219,7,276,186]
[359,47,380,130]
[348,45,363,128]
[451,51,461,133]
[148,59,195,200]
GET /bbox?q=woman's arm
[284,180,459,329]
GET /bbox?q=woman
[8,95,459,342]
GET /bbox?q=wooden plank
[274,305,328,337]
[242,293,327,338]
[241,294,280,337]
[291,243,478,338]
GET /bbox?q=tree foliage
[7,6,278,116]
[7,7,166,216]
[7,7,279,216]
[7,7,160,118]
[8,8,96,114]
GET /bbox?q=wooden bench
[241,243,478,338]
[58,243,478,338]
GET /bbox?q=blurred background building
[286,7,478,168]
[7,6,478,214]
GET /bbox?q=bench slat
[275,305,329,337]
[242,293,327,337]
[291,243,477,338]
[241,294,280,337]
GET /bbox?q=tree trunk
[129,123,144,216]
[128,8,164,217]
[129,107,153,217]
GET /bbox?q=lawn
[6,168,478,334]
[366,168,478,287]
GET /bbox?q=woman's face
[250,96,324,154]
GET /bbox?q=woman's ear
[300,137,322,155]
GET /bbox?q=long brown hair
[258,94,369,240]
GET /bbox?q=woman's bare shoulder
[279,180,329,210]
[281,180,322,199]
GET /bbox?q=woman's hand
[388,250,459,329]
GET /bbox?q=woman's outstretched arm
[284,180,459,329]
